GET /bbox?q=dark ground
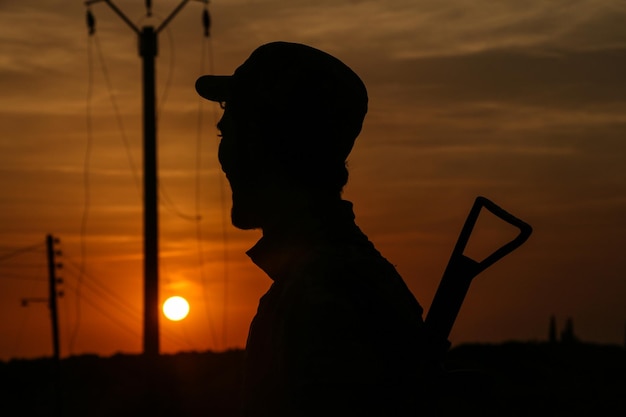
[1,342,624,416]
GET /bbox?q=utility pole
[46,234,63,417]
[46,234,62,362]
[22,234,64,416]
[85,0,210,356]
[22,235,64,361]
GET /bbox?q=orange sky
[1,0,625,361]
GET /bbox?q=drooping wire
[92,33,142,194]
[155,19,201,222]
[73,12,144,352]
[73,9,145,352]
[65,281,141,340]
[143,10,207,349]
[157,22,176,121]
[64,256,141,322]
[196,19,220,349]
[0,242,45,262]
[63,255,193,350]
[0,262,46,269]
[200,6,232,350]
[135,9,199,222]
[0,274,46,282]
[70,18,96,354]
[202,4,232,350]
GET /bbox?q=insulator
[55,250,62,256]
[58,291,65,298]
[57,278,64,284]
[202,8,211,38]
[146,0,153,17]
[86,9,96,36]
[21,299,28,307]
[56,263,63,269]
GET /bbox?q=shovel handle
[454,196,533,276]
[424,196,532,351]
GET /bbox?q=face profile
[198,41,369,231]
[216,105,267,230]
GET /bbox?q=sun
[163,296,190,321]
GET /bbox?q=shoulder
[283,240,423,329]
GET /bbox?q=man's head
[196,41,368,229]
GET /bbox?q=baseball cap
[195,41,368,162]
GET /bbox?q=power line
[153,11,201,222]
[63,254,194,351]
[73,16,143,353]
[0,275,47,282]
[0,263,47,269]
[64,281,141,340]
[63,279,193,351]
[63,263,141,322]
[0,242,45,262]
[194,26,224,350]
[205,33,232,350]
[92,31,142,194]
[72,29,96,355]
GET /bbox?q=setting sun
[163,296,190,321]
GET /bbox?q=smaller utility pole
[22,234,64,417]
[47,234,63,417]
[46,234,62,362]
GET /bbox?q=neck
[260,189,343,238]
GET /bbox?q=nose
[217,136,228,174]
[216,112,229,170]
[217,111,241,179]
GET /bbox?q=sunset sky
[1,0,625,361]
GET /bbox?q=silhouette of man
[196,41,425,417]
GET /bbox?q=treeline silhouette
[0,342,624,416]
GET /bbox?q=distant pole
[85,0,209,357]
[46,234,63,417]
[46,234,61,362]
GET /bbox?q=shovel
[424,196,533,355]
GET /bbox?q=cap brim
[195,75,231,102]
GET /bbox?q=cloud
[209,0,626,62]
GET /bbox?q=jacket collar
[246,200,361,281]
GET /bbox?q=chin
[230,203,262,230]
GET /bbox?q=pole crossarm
[85,0,140,34]
[157,0,190,33]
[156,0,210,33]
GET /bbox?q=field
[1,342,624,416]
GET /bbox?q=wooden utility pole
[20,235,64,416]
[46,234,62,362]
[47,234,63,417]
[85,0,209,356]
